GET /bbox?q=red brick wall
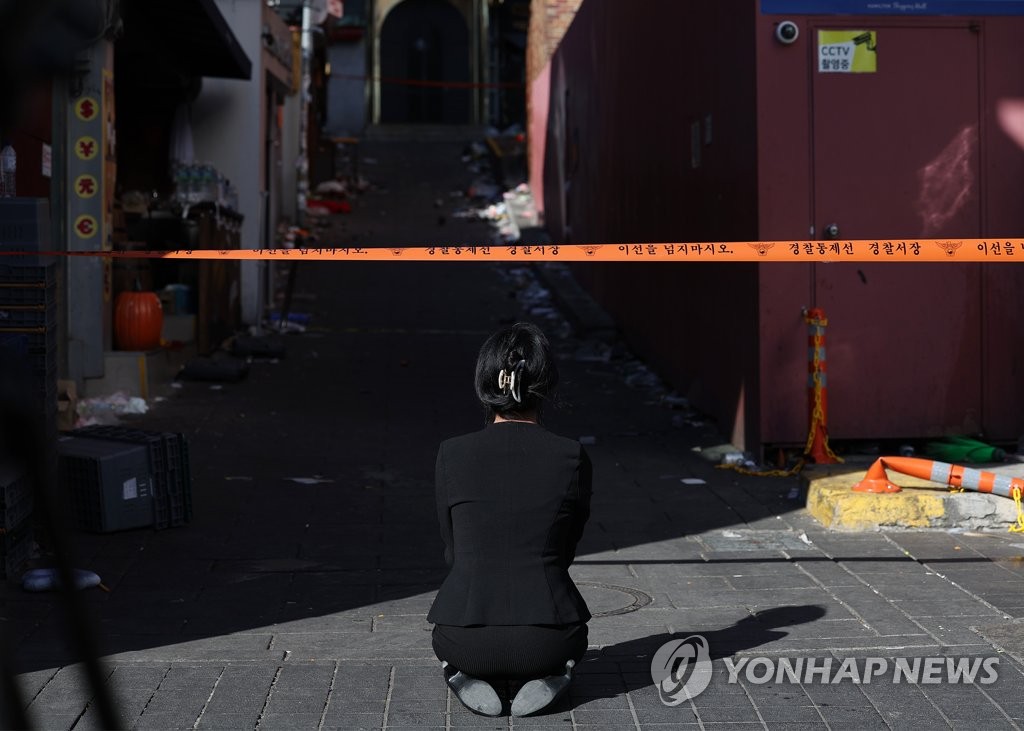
[526,0,583,199]
[527,0,584,85]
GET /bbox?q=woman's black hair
[475,322,558,419]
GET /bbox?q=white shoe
[442,661,503,717]
[510,660,575,717]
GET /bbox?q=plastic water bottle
[187,164,200,203]
[0,144,16,197]
[173,164,188,202]
[201,164,216,202]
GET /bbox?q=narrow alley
[8,134,1024,731]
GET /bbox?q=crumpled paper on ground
[75,391,148,427]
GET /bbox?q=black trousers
[432,623,589,681]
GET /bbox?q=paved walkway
[6,133,1024,730]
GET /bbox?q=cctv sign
[818,30,877,73]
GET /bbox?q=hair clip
[498,368,523,403]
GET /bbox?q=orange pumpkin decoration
[114,290,163,351]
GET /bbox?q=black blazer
[427,421,592,626]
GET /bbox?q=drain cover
[576,581,653,617]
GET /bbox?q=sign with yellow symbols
[818,30,877,73]
[74,96,99,122]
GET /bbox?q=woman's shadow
[559,604,828,709]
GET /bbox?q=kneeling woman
[428,322,592,717]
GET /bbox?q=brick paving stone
[751,704,823,723]
[572,694,632,710]
[693,704,762,723]
[633,704,700,725]
[255,712,324,729]
[949,721,1019,731]
[384,709,447,726]
[319,714,383,730]
[447,712,509,728]
[195,714,263,730]
[262,695,326,713]
[133,710,202,729]
[571,707,636,725]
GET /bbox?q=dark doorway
[380,0,471,124]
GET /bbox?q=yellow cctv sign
[818,30,877,73]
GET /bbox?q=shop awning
[120,0,252,80]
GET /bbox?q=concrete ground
[6,132,1024,730]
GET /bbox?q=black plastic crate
[0,331,26,355]
[0,264,57,282]
[169,433,191,525]
[72,426,166,473]
[0,302,57,330]
[70,426,184,529]
[0,519,33,580]
[0,466,33,532]
[0,199,51,267]
[0,328,57,354]
[179,436,192,523]
[164,464,186,527]
[0,263,56,283]
[0,342,56,422]
[57,436,155,533]
[0,279,56,306]
[31,363,58,413]
[27,350,58,379]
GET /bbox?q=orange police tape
[3,239,1024,262]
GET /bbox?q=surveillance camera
[775,21,799,45]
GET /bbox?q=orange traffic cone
[850,458,901,493]
[852,455,1024,498]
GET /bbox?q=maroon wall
[543,4,1024,451]
[544,0,763,448]
[754,12,1024,445]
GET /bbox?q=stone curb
[803,463,1020,531]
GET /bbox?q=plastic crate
[0,279,56,306]
[57,436,155,533]
[72,426,166,472]
[26,350,58,381]
[179,435,192,523]
[0,200,52,267]
[0,263,56,285]
[0,337,57,383]
[31,363,58,414]
[0,302,57,330]
[0,466,33,532]
[0,328,57,354]
[0,518,33,579]
[0,331,26,356]
[0,343,56,424]
[77,426,169,529]
[70,426,185,529]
